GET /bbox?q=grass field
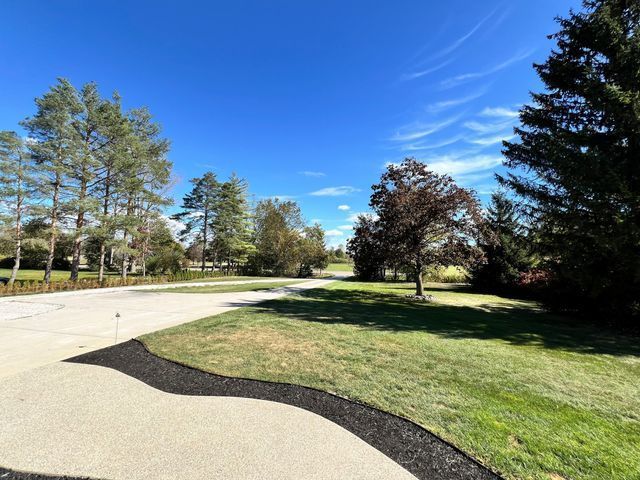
[325,263,354,272]
[181,275,270,283]
[0,268,120,282]
[0,269,271,284]
[141,281,640,480]
[152,280,303,294]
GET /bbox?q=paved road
[0,362,416,480]
[0,278,332,378]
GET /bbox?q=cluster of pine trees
[0,80,331,284]
[174,176,329,277]
[0,79,173,285]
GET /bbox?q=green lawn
[0,269,270,284]
[151,280,303,294]
[325,262,354,272]
[0,268,119,282]
[181,275,272,283]
[141,281,640,480]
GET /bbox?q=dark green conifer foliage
[172,172,220,272]
[501,0,640,319]
[473,192,531,292]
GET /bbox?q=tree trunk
[44,176,61,285]
[9,239,21,286]
[97,166,112,282]
[121,229,128,280]
[70,161,89,281]
[201,208,208,272]
[8,190,23,286]
[70,209,84,281]
[415,267,424,296]
[98,243,106,282]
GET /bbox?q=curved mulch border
[60,340,500,480]
[0,466,92,479]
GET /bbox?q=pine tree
[21,78,79,284]
[472,192,531,292]
[117,108,171,279]
[172,172,220,272]
[211,173,253,274]
[0,132,37,284]
[92,93,130,281]
[347,215,387,281]
[501,0,640,319]
[68,82,121,281]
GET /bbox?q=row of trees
[0,79,176,284]
[173,173,329,277]
[350,0,640,323]
[1,82,332,283]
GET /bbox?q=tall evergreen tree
[91,93,130,281]
[68,82,120,281]
[347,215,387,281]
[0,132,36,284]
[472,192,531,292]
[21,78,79,284]
[501,0,640,319]
[172,172,219,272]
[211,173,253,274]
[117,108,171,279]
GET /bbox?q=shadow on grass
[252,287,639,357]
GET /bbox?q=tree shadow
[252,287,639,357]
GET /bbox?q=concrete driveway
[0,278,332,379]
[0,361,416,480]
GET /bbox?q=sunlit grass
[151,280,303,294]
[142,280,640,480]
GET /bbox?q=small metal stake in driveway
[114,313,121,345]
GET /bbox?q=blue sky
[1,0,581,246]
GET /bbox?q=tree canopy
[501,0,640,320]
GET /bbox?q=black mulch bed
[57,340,500,480]
[0,468,91,480]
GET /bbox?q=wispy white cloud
[467,133,515,147]
[298,171,326,177]
[428,8,499,61]
[325,229,344,237]
[400,59,453,81]
[263,194,296,201]
[338,224,353,230]
[455,171,496,187]
[440,49,534,89]
[399,135,464,152]
[464,118,515,135]
[337,204,351,211]
[425,154,503,176]
[480,106,520,118]
[310,186,360,197]
[389,115,461,142]
[425,88,487,113]
[196,163,217,169]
